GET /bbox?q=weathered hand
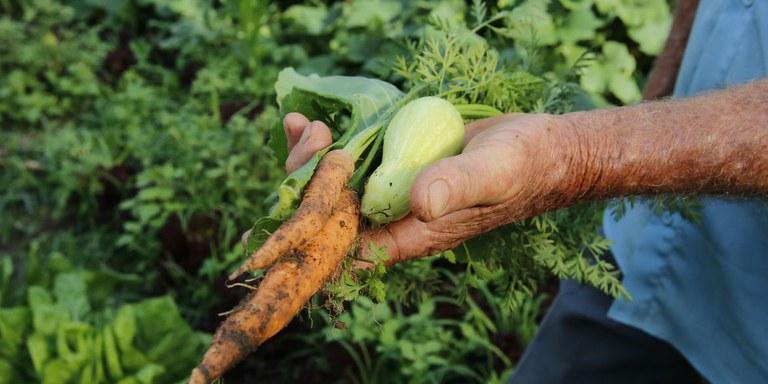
[283,111,579,266]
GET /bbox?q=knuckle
[423,221,468,255]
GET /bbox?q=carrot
[189,188,359,384]
[229,149,355,280]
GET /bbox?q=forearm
[559,79,768,200]
[642,0,699,100]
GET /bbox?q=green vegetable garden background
[1,0,674,383]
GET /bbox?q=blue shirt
[604,1,768,383]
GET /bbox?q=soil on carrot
[190,187,359,383]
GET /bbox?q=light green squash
[361,97,464,224]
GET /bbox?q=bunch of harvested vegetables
[188,19,628,381]
[187,67,503,383]
[189,163,358,383]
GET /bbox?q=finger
[240,229,252,251]
[463,113,520,144]
[285,120,333,173]
[409,149,513,222]
[356,204,510,267]
[356,215,431,267]
[283,112,310,151]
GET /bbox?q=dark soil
[97,164,137,217]
[159,213,220,274]
[102,29,137,79]
[219,101,264,124]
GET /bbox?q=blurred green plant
[312,288,544,384]
[0,0,671,382]
[482,0,672,104]
[0,256,208,384]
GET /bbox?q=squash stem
[346,86,427,190]
[454,104,504,119]
[343,123,381,162]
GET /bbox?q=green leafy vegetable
[244,68,406,254]
[0,269,207,384]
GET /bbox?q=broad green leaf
[136,204,161,223]
[0,359,18,383]
[0,257,11,306]
[113,305,137,352]
[557,8,604,44]
[505,0,557,45]
[53,273,90,321]
[80,361,96,384]
[103,326,124,380]
[579,41,641,104]
[283,5,328,35]
[596,0,668,27]
[80,269,141,308]
[135,363,165,384]
[342,0,402,28]
[129,296,205,380]
[245,68,403,257]
[28,287,69,336]
[379,319,401,347]
[556,43,589,67]
[594,0,671,54]
[628,14,672,55]
[91,331,107,384]
[42,358,75,384]
[430,0,467,24]
[0,307,30,360]
[274,68,403,157]
[48,253,74,274]
[119,345,148,372]
[608,72,642,103]
[417,299,436,318]
[603,41,636,73]
[27,286,53,311]
[603,41,640,103]
[131,297,184,347]
[55,322,92,368]
[27,332,49,374]
[137,186,174,201]
[116,377,141,384]
[580,62,608,94]
[559,0,593,10]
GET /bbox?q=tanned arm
[642,0,699,100]
[281,30,765,262]
[558,79,768,201]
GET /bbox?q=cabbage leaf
[245,68,405,255]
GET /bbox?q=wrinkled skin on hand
[283,112,581,266]
[284,75,768,266]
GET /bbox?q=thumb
[410,150,511,222]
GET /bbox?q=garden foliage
[1,0,669,382]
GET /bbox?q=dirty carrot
[229,149,355,280]
[189,188,359,384]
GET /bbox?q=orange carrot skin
[229,149,354,280]
[190,189,359,384]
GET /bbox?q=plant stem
[343,123,382,162]
[454,103,504,119]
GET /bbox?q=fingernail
[427,180,450,218]
[300,123,313,143]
